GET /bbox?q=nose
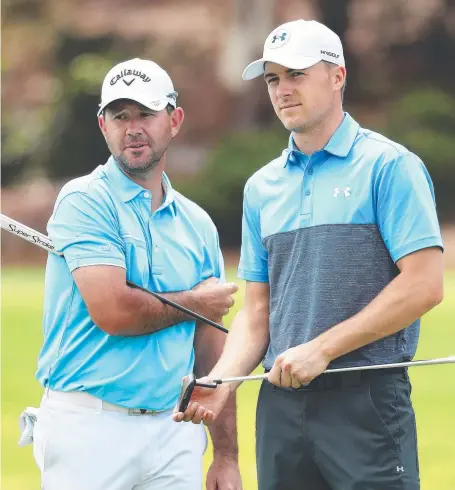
[126,118,144,136]
[276,78,293,99]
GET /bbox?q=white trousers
[33,390,207,490]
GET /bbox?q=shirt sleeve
[375,153,444,263]
[48,191,126,272]
[237,181,269,282]
[217,248,226,284]
[213,225,226,284]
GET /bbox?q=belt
[45,389,169,416]
[264,367,407,392]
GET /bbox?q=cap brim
[97,92,175,116]
[242,55,322,80]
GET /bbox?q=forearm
[73,266,230,336]
[194,322,238,459]
[113,287,200,336]
[316,267,443,361]
[210,307,270,390]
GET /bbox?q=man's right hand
[173,379,231,425]
[192,278,239,322]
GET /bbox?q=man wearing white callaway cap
[31,58,242,490]
[175,19,443,490]
[97,58,178,115]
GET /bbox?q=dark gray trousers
[256,369,419,490]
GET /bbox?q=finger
[226,282,239,294]
[172,411,184,422]
[299,374,313,386]
[280,365,292,387]
[191,405,206,425]
[291,375,302,389]
[182,402,199,422]
[202,410,215,425]
[267,363,281,385]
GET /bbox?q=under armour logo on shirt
[396,466,404,473]
[333,186,351,198]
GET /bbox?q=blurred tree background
[2,0,455,254]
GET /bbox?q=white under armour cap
[97,58,178,116]
[242,19,345,81]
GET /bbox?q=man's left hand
[206,454,242,490]
[268,341,331,388]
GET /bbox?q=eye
[291,71,304,78]
[266,76,278,85]
[114,114,127,120]
[140,112,154,118]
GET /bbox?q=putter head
[177,373,196,412]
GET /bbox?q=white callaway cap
[242,19,345,81]
[98,58,178,116]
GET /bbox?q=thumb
[225,282,239,293]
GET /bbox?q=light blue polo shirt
[238,113,443,369]
[37,156,225,410]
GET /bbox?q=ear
[98,114,107,137]
[170,107,184,138]
[334,66,347,92]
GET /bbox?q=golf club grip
[178,391,193,412]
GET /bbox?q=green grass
[2,268,454,490]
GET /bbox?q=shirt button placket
[301,159,314,220]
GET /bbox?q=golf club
[1,213,229,334]
[177,355,455,411]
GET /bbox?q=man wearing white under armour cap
[242,19,345,80]
[30,58,242,490]
[175,20,443,490]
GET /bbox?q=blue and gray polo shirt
[238,113,443,369]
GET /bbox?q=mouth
[280,104,301,111]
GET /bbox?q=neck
[122,156,166,212]
[292,107,344,155]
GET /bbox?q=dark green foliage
[176,127,288,246]
[384,89,455,221]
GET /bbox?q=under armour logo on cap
[272,32,287,43]
[267,28,290,49]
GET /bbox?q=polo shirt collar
[283,112,359,166]
[105,157,177,215]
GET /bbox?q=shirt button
[308,169,314,175]
[143,192,150,198]
[305,190,311,196]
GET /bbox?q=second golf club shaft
[206,355,455,385]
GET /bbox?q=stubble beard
[115,149,164,177]
[109,137,170,177]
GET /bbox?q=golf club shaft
[207,356,455,384]
[1,213,228,334]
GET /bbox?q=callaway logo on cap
[242,19,345,80]
[97,58,178,116]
